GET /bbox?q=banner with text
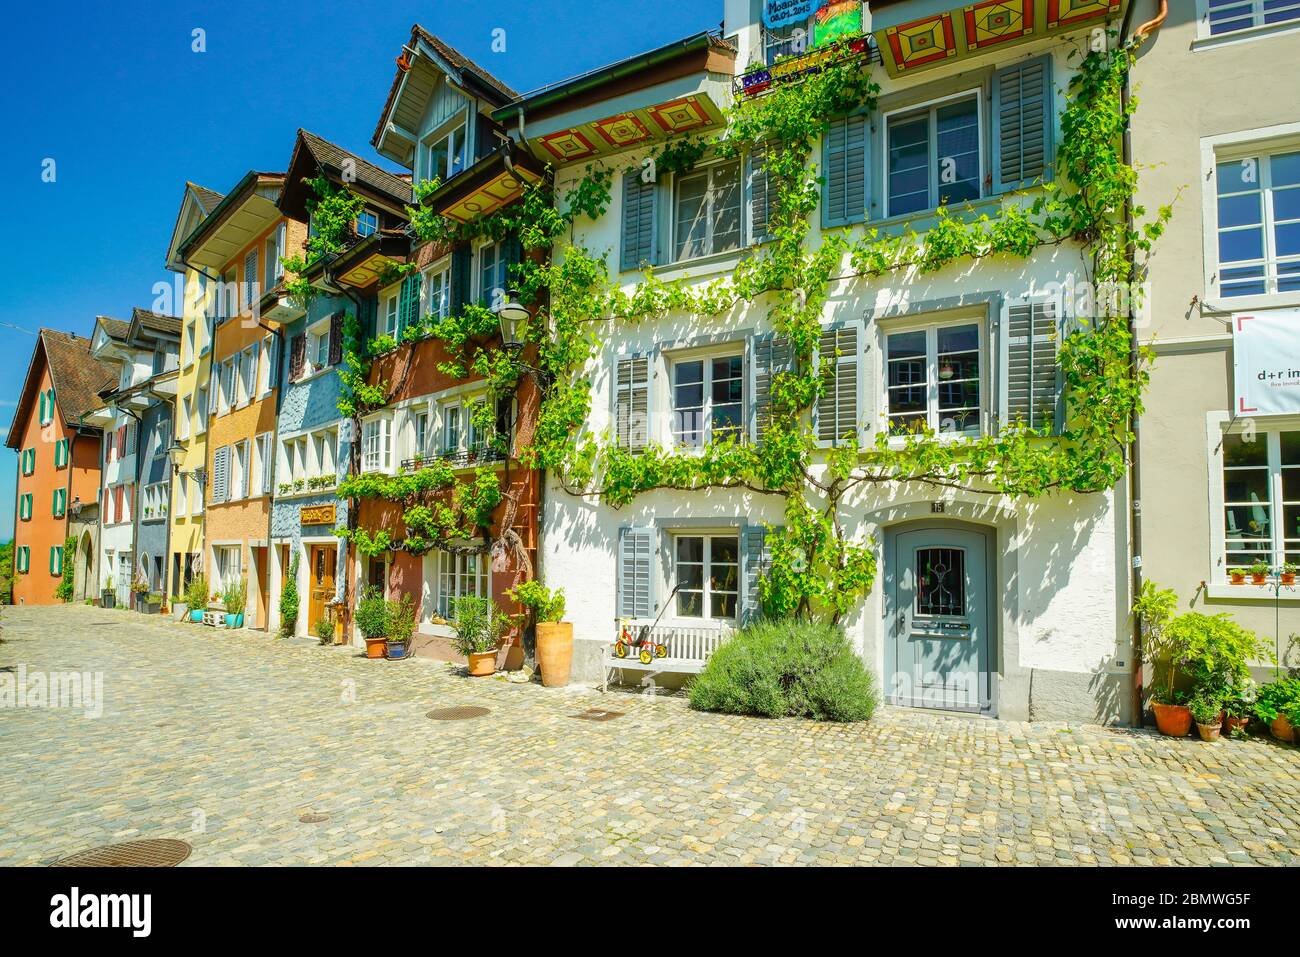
[764,0,818,29]
[1233,309,1300,415]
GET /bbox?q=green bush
[279,556,300,637]
[386,593,416,642]
[689,619,878,722]
[184,575,209,614]
[354,586,389,639]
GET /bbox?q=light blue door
[886,526,993,714]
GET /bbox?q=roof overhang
[178,172,285,273]
[280,132,412,222]
[257,285,307,325]
[422,146,546,223]
[870,0,1125,77]
[310,233,411,290]
[165,184,219,273]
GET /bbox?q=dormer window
[356,210,378,238]
[420,124,466,186]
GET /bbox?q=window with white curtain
[436,550,488,618]
[362,416,392,472]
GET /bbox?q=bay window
[671,352,744,447]
[674,533,739,620]
[886,94,981,217]
[674,160,742,261]
[1214,148,1300,297]
[886,321,982,437]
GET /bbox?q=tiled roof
[413,26,519,101]
[189,182,225,214]
[296,130,413,204]
[130,307,181,337]
[96,316,131,341]
[38,330,116,432]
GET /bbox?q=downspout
[117,403,144,604]
[1120,0,1164,726]
[179,257,223,588]
[330,278,367,643]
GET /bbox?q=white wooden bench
[601,620,733,692]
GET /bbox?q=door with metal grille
[886,525,993,714]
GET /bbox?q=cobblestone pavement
[2,605,1298,866]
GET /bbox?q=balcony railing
[401,445,506,472]
[733,34,880,99]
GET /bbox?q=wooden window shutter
[617,526,655,618]
[999,295,1063,434]
[750,333,793,445]
[993,55,1054,193]
[620,171,657,272]
[399,273,422,332]
[211,446,230,504]
[614,355,649,450]
[747,145,775,243]
[816,325,859,444]
[450,245,473,316]
[822,113,868,227]
[289,334,306,382]
[328,313,344,365]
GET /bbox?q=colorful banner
[813,1,864,47]
[1232,309,1300,416]
[763,0,818,29]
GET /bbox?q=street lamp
[494,289,529,356]
[167,440,185,474]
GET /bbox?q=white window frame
[1196,0,1300,42]
[476,239,509,308]
[669,531,741,623]
[213,544,242,595]
[361,414,393,473]
[435,549,489,619]
[178,395,191,441]
[380,286,401,338]
[420,120,467,186]
[421,259,451,322]
[882,314,986,442]
[671,159,744,263]
[883,89,985,220]
[176,473,189,518]
[355,209,379,238]
[667,346,745,448]
[438,395,490,456]
[258,334,274,397]
[306,317,331,372]
[1202,127,1300,309]
[1205,411,1300,592]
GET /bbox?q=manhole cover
[571,708,624,722]
[299,812,330,824]
[51,839,191,867]
[427,706,490,721]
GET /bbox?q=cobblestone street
[1,605,1297,866]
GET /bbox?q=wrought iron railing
[732,34,880,99]
[401,445,506,471]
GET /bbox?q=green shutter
[398,272,422,333]
[620,171,657,272]
[449,245,473,316]
[822,114,868,227]
[18,546,28,573]
[992,55,1054,193]
[38,391,47,424]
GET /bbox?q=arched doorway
[74,531,94,602]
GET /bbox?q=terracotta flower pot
[1250,573,1268,585]
[1282,573,1296,586]
[1196,722,1222,742]
[467,651,496,677]
[1223,714,1250,736]
[1271,714,1296,743]
[1152,701,1192,737]
[364,636,386,660]
[1229,572,1246,585]
[535,621,574,688]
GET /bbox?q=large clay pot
[535,621,574,688]
[1152,701,1192,737]
[364,636,386,660]
[468,651,496,677]
[1271,714,1296,743]
[1196,722,1222,742]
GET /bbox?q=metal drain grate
[299,812,330,824]
[51,839,191,868]
[427,705,490,721]
[571,708,624,722]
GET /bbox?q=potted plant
[355,586,389,659]
[1167,609,1273,737]
[314,616,335,645]
[131,575,148,610]
[1222,687,1254,736]
[1134,582,1190,735]
[144,591,163,614]
[507,580,570,687]
[1281,562,1297,587]
[1247,558,1270,585]
[1229,568,1246,585]
[1189,690,1223,742]
[279,556,300,637]
[1254,677,1300,743]
[101,575,116,609]
[185,575,208,622]
[221,578,247,628]
[450,595,503,677]
[385,593,416,660]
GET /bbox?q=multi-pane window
[1215,149,1300,297]
[671,354,744,447]
[763,20,809,64]
[436,551,487,619]
[887,95,981,217]
[674,161,742,261]
[1220,429,1300,571]
[422,264,451,321]
[885,322,982,436]
[308,320,331,370]
[361,416,392,473]
[214,545,242,594]
[422,124,466,185]
[413,411,429,458]
[355,210,378,238]
[1206,0,1300,35]
[478,241,511,308]
[381,289,400,337]
[674,534,739,620]
[442,404,462,453]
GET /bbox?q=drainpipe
[329,277,367,643]
[1120,0,1164,726]
[178,258,223,589]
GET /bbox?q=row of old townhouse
[8,0,1299,725]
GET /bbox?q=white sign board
[1232,309,1300,416]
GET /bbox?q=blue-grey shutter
[450,245,472,315]
[503,235,522,285]
[617,526,655,619]
[620,171,657,272]
[748,147,771,243]
[1000,296,1062,434]
[741,524,784,623]
[750,333,793,444]
[992,55,1054,193]
[816,325,859,444]
[614,355,649,449]
[211,446,230,504]
[822,113,868,227]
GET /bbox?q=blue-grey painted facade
[135,398,173,592]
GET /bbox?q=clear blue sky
[0,0,720,541]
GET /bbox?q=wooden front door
[308,544,337,636]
